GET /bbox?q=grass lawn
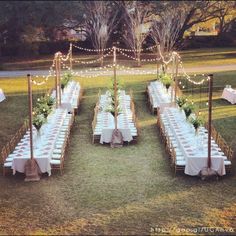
[0,72,235,235]
[1,47,236,71]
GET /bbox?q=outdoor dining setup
[0,51,81,181]
[155,73,233,178]
[92,47,138,146]
[92,89,138,145]
[221,85,236,104]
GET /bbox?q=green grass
[1,47,236,71]
[0,73,235,235]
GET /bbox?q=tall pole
[113,46,118,130]
[55,53,58,108]
[27,74,34,160]
[69,42,73,71]
[171,52,175,103]
[25,74,40,182]
[174,53,179,102]
[156,44,159,80]
[58,52,62,106]
[207,74,213,169]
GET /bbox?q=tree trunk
[137,51,141,67]
[100,51,104,67]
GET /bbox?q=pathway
[0,64,235,77]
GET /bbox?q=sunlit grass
[0,72,235,235]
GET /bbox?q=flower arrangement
[61,72,72,91]
[32,114,46,131]
[37,95,55,108]
[105,103,122,116]
[183,102,195,119]
[190,116,204,133]
[34,96,53,119]
[176,96,188,109]
[160,73,173,92]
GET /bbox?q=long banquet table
[52,81,80,113]
[147,81,173,112]
[221,87,236,104]
[6,80,81,176]
[11,108,71,175]
[161,107,228,176]
[94,90,137,144]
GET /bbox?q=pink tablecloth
[221,88,236,104]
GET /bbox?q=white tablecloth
[52,81,80,112]
[0,88,6,102]
[99,113,133,143]
[221,88,236,104]
[61,81,80,112]
[11,108,70,175]
[161,108,226,176]
[148,81,173,111]
[94,90,137,144]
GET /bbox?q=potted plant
[190,116,204,135]
[183,102,195,120]
[160,73,173,92]
[176,96,188,109]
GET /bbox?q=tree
[0,1,84,43]
[210,1,236,35]
[150,1,221,47]
[83,1,121,66]
[122,1,153,66]
[150,7,185,54]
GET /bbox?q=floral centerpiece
[34,103,52,119]
[61,72,72,91]
[183,102,195,120]
[176,96,188,109]
[190,116,204,134]
[160,73,173,92]
[32,114,46,131]
[37,96,55,109]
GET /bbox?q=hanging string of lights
[72,44,112,52]
[73,49,113,64]
[117,49,162,62]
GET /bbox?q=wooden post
[171,52,175,103]
[207,74,213,168]
[27,74,34,161]
[113,46,118,130]
[24,74,40,182]
[156,44,159,80]
[55,53,58,108]
[58,52,62,106]
[70,42,73,71]
[174,53,179,102]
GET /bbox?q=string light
[117,49,162,62]
[72,44,112,52]
[73,49,113,64]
